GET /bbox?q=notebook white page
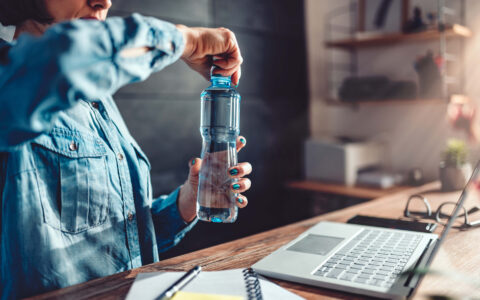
[126,268,304,300]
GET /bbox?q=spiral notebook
[126,268,304,300]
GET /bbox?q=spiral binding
[242,268,263,300]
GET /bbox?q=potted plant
[439,139,472,191]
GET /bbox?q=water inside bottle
[196,139,238,223]
[197,75,240,223]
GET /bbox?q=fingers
[212,65,242,87]
[231,178,251,193]
[231,68,241,86]
[220,28,243,66]
[236,136,246,152]
[188,157,202,178]
[228,162,252,178]
[213,67,242,86]
[212,56,242,86]
[179,25,243,86]
[235,194,248,208]
[212,66,238,78]
[212,60,242,86]
[212,55,243,71]
[232,178,250,208]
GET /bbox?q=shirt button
[117,153,124,161]
[127,212,134,221]
[69,141,78,151]
[91,102,99,109]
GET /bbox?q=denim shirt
[0,14,197,299]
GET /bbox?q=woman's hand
[177,136,251,222]
[175,25,243,86]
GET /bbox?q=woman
[0,0,252,298]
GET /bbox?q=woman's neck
[13,20,49,39]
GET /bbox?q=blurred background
[109,0,480,258]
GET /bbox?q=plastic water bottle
[196,73,241,223]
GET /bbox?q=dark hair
[0,0,53,26]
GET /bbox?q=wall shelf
[326,24,472,49]
[286,180,411,199]
[325,1,470,106]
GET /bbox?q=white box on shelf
[304,137,384,186]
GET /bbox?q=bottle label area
[196,142,238,223]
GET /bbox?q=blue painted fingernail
[240,138,246,144]
[191,158,196,165]
[237,198,244,204]
[229,168,239,175]
[233,184,241,190]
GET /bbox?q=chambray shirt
[0,14,197,299]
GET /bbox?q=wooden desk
[286,180,411,199]
[31,182,480,300]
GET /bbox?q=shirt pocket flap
[131,140,151,170]
[32,128,107,158]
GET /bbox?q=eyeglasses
[404,194,480,228]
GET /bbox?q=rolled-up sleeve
[151,187,198,253]
[0,13,184,150]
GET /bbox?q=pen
[155,265,202,300]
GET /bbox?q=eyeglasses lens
[437,202,464,226]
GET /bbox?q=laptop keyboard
[313,229,422,288]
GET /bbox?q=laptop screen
[410,161,480,298]
[424,161,480,267]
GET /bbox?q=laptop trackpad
[287,234,344,256]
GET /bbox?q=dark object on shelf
[426,12,437,29]
[403,6,427,33]
[339,76,388,102]
[338,76,417,102]
[373,0,393,29]
[347,215,437,233]
[407,168,424,186]
[414,50,443,98]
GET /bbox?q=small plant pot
[439,162,472,192]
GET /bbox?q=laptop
[253,162,480,299]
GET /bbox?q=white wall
[305,0,480,181]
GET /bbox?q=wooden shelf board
[326,98,447,106]
[326,24,472,48]
[286,180,411,199]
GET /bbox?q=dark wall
[110,0,309,258]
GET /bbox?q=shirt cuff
[142,15,185,71]
[151,186,198,253]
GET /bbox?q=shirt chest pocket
[32,129,109,233]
